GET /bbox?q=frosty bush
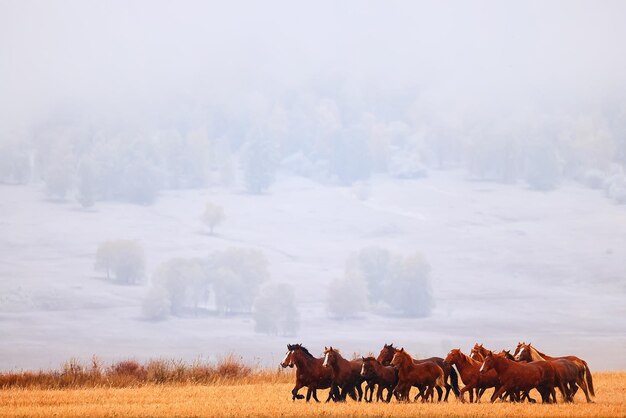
[242,140,277,194]
[326,276,368,319]
[605,173,626,204]
[337,248,434,318]
[95,240,145,284]
[151,258,208,316]
[385,253,433,317]
[253,283,299,336]
[202,202,225,234]
[581,169,607,190]
[142,286,171,320]
[211,248,269,314]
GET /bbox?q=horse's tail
[449,365,461,397]
[583,360,595,397]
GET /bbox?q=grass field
[1,372,624,418]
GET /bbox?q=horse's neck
[293,353,315,373]
[331,352,350,371]
[492,355,516,374]
[528,347,546,361]
[462,353,481,368]
[532,347,553,361]
[399,355,416,374]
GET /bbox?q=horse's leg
[291,382,305,401]
[356,382,364,402]
[435,385,443,402]
[458,384,472,403]
[578,374,592,403]
[305,388,312,402]
[444,383,451,402]
[311,388,321,403]
[490,385,508,403]
[423,385,434,403]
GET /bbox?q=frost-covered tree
[326,276,368,320]
[76,159,95,208]
[253,283,299,336]
[151,257,209,316]
[524,142,561,191]
[202,202,225,234]
[142,286,171,320]
[346,247,391,303]
[242,140,276,194]
[95,240,145,284]
[384,253,433,318]
[211,248,269,314]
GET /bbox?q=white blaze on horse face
[516,347,524,361]
[281,351,291,366]
[323,352,329,367]
[479,361,485,372]
[360,363,366,376]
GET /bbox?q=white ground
[0,170,625,371]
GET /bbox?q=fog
[1,1,625,371]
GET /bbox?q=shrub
[253,283,299,336]
[95,240,145,284]
[326,276,368,320]
[202,202,225,234]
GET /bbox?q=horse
[377,343,459,401]
[390,348,445,402]
[444,348,500,403]
[360,357,398,402]
[480,350,557,403]
[515,342,591,403]
[471,343,490,361]
[280,344,339,402]
[322,346,364,401]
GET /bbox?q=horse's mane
[395,348,414,361]
[292,344,315,359]
[362,356,377,362]
[527,345,546,361]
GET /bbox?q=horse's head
[469,347,484,361]
[377,343,396,366]
[515,342,533,361]
[479,350,495,374]
[281,345,295,368]
[513,341,526,360]
[445,348,462,364]
[498,349,515,361]
[322,346,338,368]
[360,357,376,378]
[390,347,408,369]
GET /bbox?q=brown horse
[323,346,364,401]
[281,344,338,402]
[377,343,459,401]
[444,349,500,403]
[480,351,557,403]
[390,348,445,402]
[360,357,398,402]
[515,342,590,403]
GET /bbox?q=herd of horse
[280,342,595,404]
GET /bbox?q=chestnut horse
[480,351,557,403]
[281,344,338,402]
[377,343,459,401]
[444,348,500,403]
[360,357,398,402]
[323,346,364,401]
[515,342,590,403]
[390,348,445,402]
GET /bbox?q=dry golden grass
[1,372,624,418]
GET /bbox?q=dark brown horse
[322,346,364,401]
[515,342,590,403]
[377,343,459,401]
[360,357,398,402]
[390,348,445,402]
[480,350,557,403]
[444,348,500,403]
[281,344,338,402]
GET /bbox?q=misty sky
[2,0,626,131]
